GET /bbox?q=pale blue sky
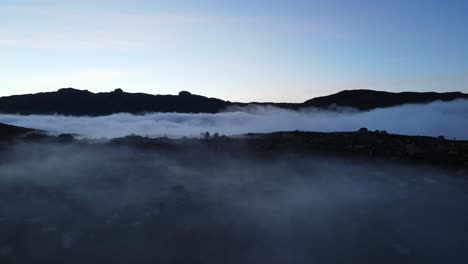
[1,0,468,102]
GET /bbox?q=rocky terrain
[1,123,468,263]
[0,88,466,115]
[4,125,466,172]
[108,130,468,172]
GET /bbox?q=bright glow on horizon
[1,0,468,102]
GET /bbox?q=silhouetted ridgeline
[303,90,468,110]
[0,88,466,115]
[0,88,227,116]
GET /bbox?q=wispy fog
[0,100,467,139]
[0,142,467,262]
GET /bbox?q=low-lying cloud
[0,100,467,139]
[1,142,468,262]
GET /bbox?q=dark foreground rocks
[1,128,468,263]
[107,130,468,171]
[1,120,467,171]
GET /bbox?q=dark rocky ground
[73,129,468,172]
[1,126,468,263]
[2,125,466,172]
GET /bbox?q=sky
[1,0,468,103]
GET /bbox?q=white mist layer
[1,143,468,261]
[0,100,467,139]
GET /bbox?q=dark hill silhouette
[0,88,229,116]
[0,88,466,116]
[303,89,468,110]
[0,123,36,140]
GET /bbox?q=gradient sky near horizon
[1,0,468,102]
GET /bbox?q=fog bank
[0,142,468,262]
[0,100,467,139]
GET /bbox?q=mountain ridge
[0,88,466,116]
[303,89,468,110]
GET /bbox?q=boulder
[358,127,368,133]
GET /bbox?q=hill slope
[0,88,229,116]
[0,123,36,140]
[0,88,466,116]
[304,89,468,110]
